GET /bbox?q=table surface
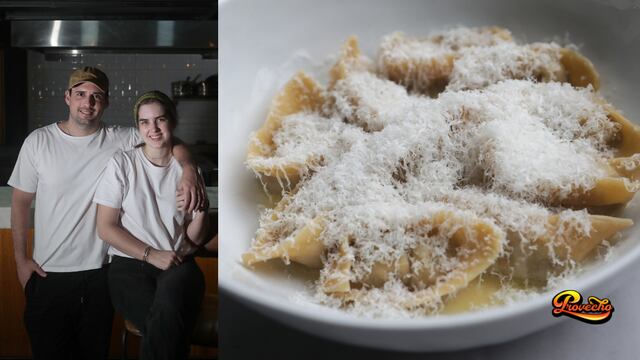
[219,261,640,360]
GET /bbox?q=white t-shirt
[93,147,186,258]
[8,123,140,272]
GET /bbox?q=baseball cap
[68,66,109,94]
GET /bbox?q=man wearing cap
[8,66,205,360]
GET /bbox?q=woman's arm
[175,207,210,257]
[204,234,218,252]
[96,204,182,270]
[186,209,210,246]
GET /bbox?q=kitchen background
[23,52,218,185]
[28,52,217,142]
[0,5,218,187]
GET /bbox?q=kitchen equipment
[172,80,193,98]
[197,75,217,98]
[10,20,217,58]
[172,75,201,98]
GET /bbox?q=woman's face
[137,102,174,149]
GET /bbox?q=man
[9,66,204,360]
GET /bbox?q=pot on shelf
[197,75,217,98]
[172,75,201,98]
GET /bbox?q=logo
[551,290,614,324]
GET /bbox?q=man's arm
[11,188,46,288]
[96,204,182,270]
[172,138,206,213]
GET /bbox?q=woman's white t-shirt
[93,147,186,258]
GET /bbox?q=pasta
[244,26,638,317]
[246,72,326,182]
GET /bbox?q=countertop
[0,186,218,228]
[219,262,640,360]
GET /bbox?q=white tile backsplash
[27,51,218,144]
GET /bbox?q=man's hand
[177,165,206,212]
[147,249,182,270]
[11,188,40,290]
[16,258,46,289]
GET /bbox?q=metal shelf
[172,96,217,104]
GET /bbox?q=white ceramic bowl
[219,0,640,351]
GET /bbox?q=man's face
[64,82,108,127]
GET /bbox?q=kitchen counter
[0,186,218,228]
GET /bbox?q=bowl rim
[219,230,640,329]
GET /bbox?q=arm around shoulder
[172,138,206,213]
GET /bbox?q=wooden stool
[121,319,142,360]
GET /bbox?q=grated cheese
[330,71,411,131]
[446,42,565,91]
[246,112,367,178]
[379,27,512,63]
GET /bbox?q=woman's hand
[146,248,183,270]
[176,239,198,257]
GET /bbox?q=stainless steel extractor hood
[0,0,218,55]
[0,1,217,20]
[11,20,217,58]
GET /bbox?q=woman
[94,90,209,360]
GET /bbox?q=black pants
[108,256,205,360]
[23,267,114,360]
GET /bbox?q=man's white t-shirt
[93,147,186,258]
[8,123,140,272]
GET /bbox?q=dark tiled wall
[27,51,217,144]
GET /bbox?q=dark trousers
[23,267,114,360]
[108,256,205,360]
